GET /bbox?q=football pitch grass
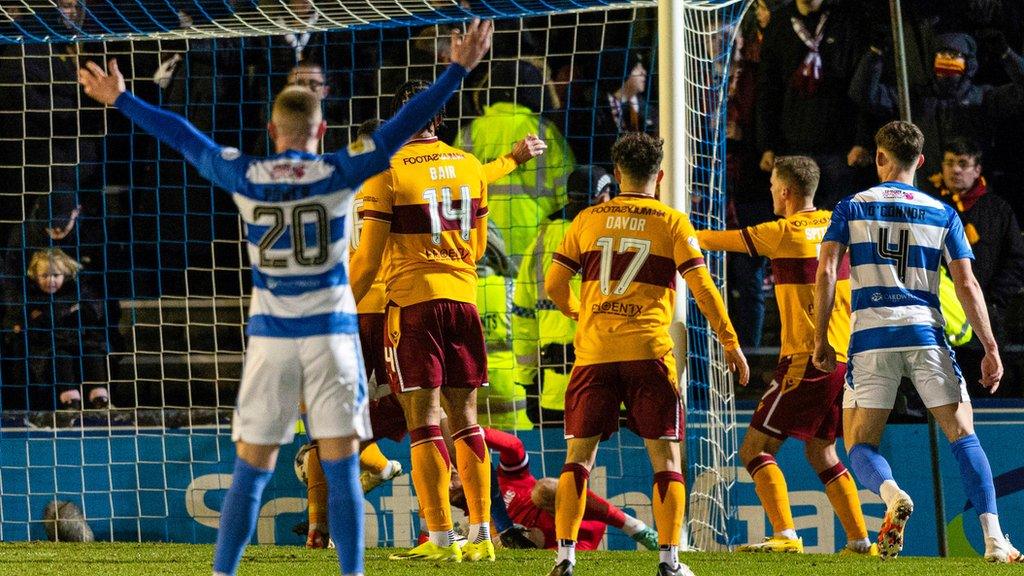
[0,543,1014,576]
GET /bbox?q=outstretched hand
[511,134,547,165]
[45,205,81,240]
[449,19,493,72]
[78,58,126,106]
[725,347,750,386]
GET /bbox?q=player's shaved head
[271,86,322,140]
[773,156,820,198]
[611,132,664,182]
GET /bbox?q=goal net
[0,0,745,549]
[670,0,749,551]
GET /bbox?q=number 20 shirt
[358,136,489,307]
[552,193,709,366]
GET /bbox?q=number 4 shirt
[823,181,974,356]
[552,193,713,366]
[358,136,488,307]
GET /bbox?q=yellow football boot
[388,540,462,562]
[736,536,804,553]
[462,539,496,561]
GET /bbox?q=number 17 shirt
[552,193,710,366]
[358,137,488,307]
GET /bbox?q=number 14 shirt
[358,136,488,307]
[552,193,714,366]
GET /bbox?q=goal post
[662,0,751,551]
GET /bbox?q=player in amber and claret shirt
[544,133,749,576]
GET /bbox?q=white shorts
[232,333,372,445]
[843,347,970,410]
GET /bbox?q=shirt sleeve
[823,199,851,245]
[944,207,975,262]
[552,217,582,273]
[482,153,518,184]
[357,171,394,225]
[743,220,787,257]
[672,213,706,276]
[695,229,749,254]
[327,63,469,189]
[115,92,248,192]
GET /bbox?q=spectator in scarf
[756,0,868,208]
[848,31,1024,179]
[926,137,1024,396]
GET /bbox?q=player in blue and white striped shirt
[813,121,1019,562]
[78,20,493,576]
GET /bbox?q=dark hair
[390,79,443,133]
[773,156,820,198]
[357,118,382,138]
[611,133,663,181]
[478,60,545,114]
[944,137,982,163]
[875,121,925,168]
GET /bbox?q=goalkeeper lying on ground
[297,427,658,551]
[451,428,658,551]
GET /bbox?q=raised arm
[755,20,783,161]
[482,134,547,183]
[327,21,492,188]
[79,59,240,190]
[847,50,898,114]
[812,240,845,372]
[1003,47,1024,88]
[349,20,494,187]
[948,258,1003,392]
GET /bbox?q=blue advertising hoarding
[1,408,1021,557]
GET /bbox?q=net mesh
[678,0,748,552]
[1,1,654,43]
[0,0,744,548]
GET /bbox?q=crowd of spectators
[0,1,1022,415]
[0,4,656,414]
[725,0,1024,398]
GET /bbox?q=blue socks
[489,466,513,533]
[848,443,894,495]
[950,434,998,516]
[321,453,364,576]
[847,436,997,520]
[213,458,274,575]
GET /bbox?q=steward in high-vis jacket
[477,223,533,430]
[512,166,616,423]
[456,61,575,259]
